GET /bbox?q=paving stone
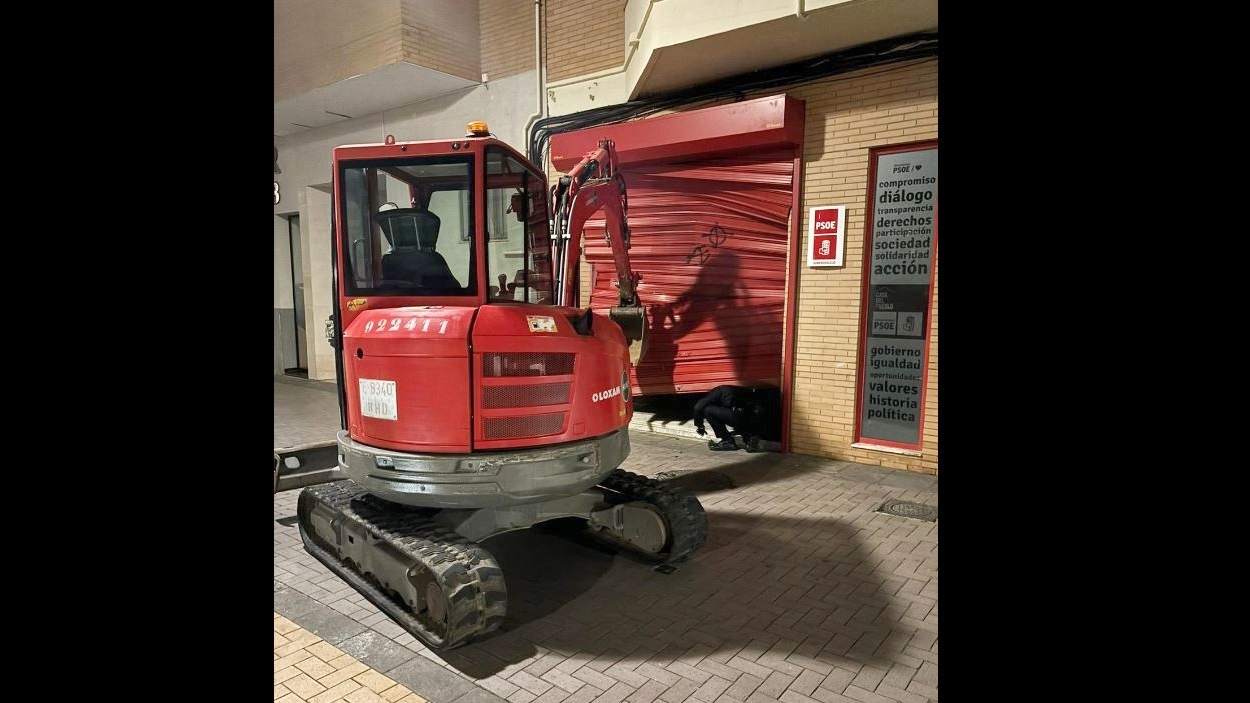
[356,669,401,694]
[757,672,796,700]
[324,662,372,688]
[840,686,891,703]
[297,655,339,680]
[511,671,554,696]
[692,676,732,702]
[353,689,394,703]
[848,667,885,693]
[313,680,364,703]
[819,669,857,695]
[386,656,476,703]
[787,670,826,697]
[452,686,510,703]
[910,663,936,689]
[337,631,419,674]
[383,685,419,702]
[626,680,670,703]
[291,604,369,645]
[287,672,329,699]
[871,683,926,703]
[723,673,763,701]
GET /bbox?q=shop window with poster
[854,141,937,452]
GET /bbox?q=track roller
[591,469,708,564]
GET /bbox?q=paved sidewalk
[274,378,938,703]
[276,612,429,703]
[275,375,341,447]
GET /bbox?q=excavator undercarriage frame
[277,433,708,649]
[292,468,707,649]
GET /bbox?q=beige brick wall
[400,0,481,82]
[480,0,538,79]
[275,0,483,98]
[782,59,938,473]
[545,0,628,82]
[274,0,403,101]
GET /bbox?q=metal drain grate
[876,499,937,521]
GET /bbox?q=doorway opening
[284,214,308,378]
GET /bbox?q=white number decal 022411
[363,317,449,335]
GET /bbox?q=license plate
[359,379,397,420]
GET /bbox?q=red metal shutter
[584,149,794,395]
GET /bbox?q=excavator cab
[335,139,560,304]
[333,129,647,363]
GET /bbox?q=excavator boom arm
[552,141,634,305]
[551,140,648,364]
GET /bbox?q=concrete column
[300,185,337,381]
[274,215,297,374]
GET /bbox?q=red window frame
[852,139,938,452]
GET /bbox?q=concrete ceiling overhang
[274,62,478,137]
[545,0,937,116]
[632,0,938,98]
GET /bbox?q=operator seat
[377,208,460,290]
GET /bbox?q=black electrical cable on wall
[528,31,938,168]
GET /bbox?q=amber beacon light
[466,121,490,136]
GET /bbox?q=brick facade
[274,0,404,101]
[784,59,938,473]
[479,0,537,79]
[563,60,939,473]
[544,0,628,82]
[400,0,481,82]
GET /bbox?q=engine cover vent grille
[482,352,574,377]
[483,412,566,439]
[482,382,571,409]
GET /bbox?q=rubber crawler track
[597,469,709,563]
[297,481,507,650]
[296,469,708,649]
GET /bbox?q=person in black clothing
[693,385,781,451]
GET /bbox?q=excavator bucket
[609,305,649,366]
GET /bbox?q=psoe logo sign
[807,205,847,268]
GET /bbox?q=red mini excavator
[295,122,708,650]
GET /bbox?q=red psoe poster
[807,205,846,267]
